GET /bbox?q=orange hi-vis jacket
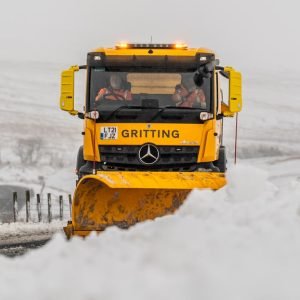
[96,88,132,101]
[172,84,206,108]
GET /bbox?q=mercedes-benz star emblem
[138,144,160,165]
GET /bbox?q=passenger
[95,74,132,101]
[172,76,206,108]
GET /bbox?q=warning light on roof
[174,42,188,49]
[115,42,188,49]
[116,42,129,49]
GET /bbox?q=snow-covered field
[0,62,300,299]
[0,60,83,195]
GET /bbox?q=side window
[219,72,229,105]
[90,68,106,109]
[215,72,220,114]
[75,68,86,112]
[202,77,211,111]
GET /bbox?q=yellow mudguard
[64,171,226,238]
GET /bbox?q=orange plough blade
[64,171,226,238]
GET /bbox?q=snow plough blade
[64,171,226,238]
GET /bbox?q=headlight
[199,112,213,121]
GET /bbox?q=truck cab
[60,42,242,177]
[59,42,242,237]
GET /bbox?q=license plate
[100,126,118,140]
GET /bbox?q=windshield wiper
[100,105,153,121]
[100,105,127,121]
[99,105,199,122]
[148,106,197,122]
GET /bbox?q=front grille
[99,145,199,170]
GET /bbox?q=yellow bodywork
[92,47,215,57]
[64,171,226,238]
[60,44,242,238]
[83,121,220,163]
[67,119,223,238]
[60,65,79,115]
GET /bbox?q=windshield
[89,69,212,123]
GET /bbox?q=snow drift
[1,164,300,300]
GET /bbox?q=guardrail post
[37,194,42,222]
[68,194,72,218]
[26,190,30,222]
[59,195,63,221]
[47,193,52,223]
[13,192,18,222]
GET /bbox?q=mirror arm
[69,65,79,72]
[216,66,229,79]
[67,111,85,118]
[77,112,85,119]
[219,70,229,79]
[215,66,224,71]
[68,110,79,116]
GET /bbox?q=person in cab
[172,76,206,109]
[95,74,132,101]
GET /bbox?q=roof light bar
[115,42,129,49]
[174,42,188,49]
[115,43,188,49]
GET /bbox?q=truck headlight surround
[199,112,214,121]
[86,111,100,120]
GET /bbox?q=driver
[95,74,132,101]
[172,75,206,108]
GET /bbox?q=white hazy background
[1,1,300,300]
[0,0,298,70]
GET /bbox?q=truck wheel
[214,146,227,173]
[76,146,86,180]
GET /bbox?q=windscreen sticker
[100,126,118,140]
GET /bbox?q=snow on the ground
[0,163,300,300]
[0,221,64,244]
[0,61,300,299]
[223,68,300,158]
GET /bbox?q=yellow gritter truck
[60,42,242,237]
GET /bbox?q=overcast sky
[0,0,298,71]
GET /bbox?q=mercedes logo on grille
[138,144,160,165]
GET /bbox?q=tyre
[76,146,86,180]
[214,145,227,173]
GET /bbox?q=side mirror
[224,66,242,113]
[193,73,204,87]
[60,65,79,115]
[194,61,216,87]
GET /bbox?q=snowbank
[1,164,300,300]
[0,221,64,240]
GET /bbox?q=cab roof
[88,44,216,69]
[91,44,215,57]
